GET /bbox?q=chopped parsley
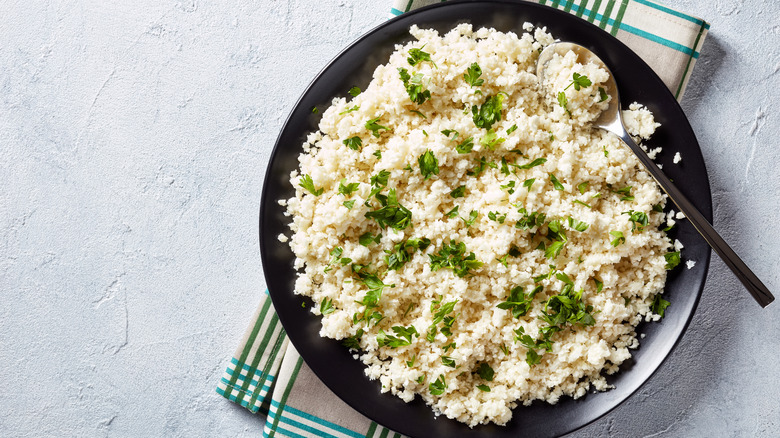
[348,86,361,97]
[365,117,390,137]
[541,285,596,328]
[441,129,459,139]
[545,220,567,259]
[477,384,490,392]
[342,329,364,350]
[385,237,431,270]
[472,94,506,130]
[441,356,457,368]
[565,72,592,91]
[516,157,547,170]
[488,211,507,224]
[343,136,362,150]
[593,277,604,293]
[370,170,390,188]
[477,363,494,381]
[557,91,569,115]
[665,251,681,270]
[377,325,419,348]
[455,136,475,154]
[610,230,626,247]
[426,297,459,342]
[407,47,433,66]
[320,297,334,315]
[500,180,516,194]
[463,62,484,87]
[651,294,671,317]
[299,174,323,196]
[418,149,439,180]
[342,200,355,209]
[479,129,506,150]
[461,210,478,227]
[612,186,634,202]
[339,105,359,115]
[598,86,608,102]
[467,156,496,176]
[573,200,592,209]
[497,285,540,318]
[445,205,459,218]
[624,210,649,232]
[515,208,546,230]
[364,188,412,230]
[523,178,536,190]
[567,216,589,232]
[338,179,360,196]
[577,181,589,194]
[398,68,431,105]
[549,173,564,190]
[429,374,447,396]
[373,150,382,159]
[410,109,427,118]
[358,232,381,247]
[429,241,483,277]
[507,124,518,134]
[450,185,466,198]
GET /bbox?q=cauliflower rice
[281,24,675,427]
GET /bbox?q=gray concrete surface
[1,0,778,436]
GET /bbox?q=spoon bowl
[537,42,774,308]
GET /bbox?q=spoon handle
[614,129,774,308]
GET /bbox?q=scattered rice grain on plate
[282,24,676,427]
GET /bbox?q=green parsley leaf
[523,178,536,190]
[370,170,390,188]
[365,188,412,230]
[461,210,478,227]
[299,174,323,196]
[450,185,466,198]
[567,216,589,232]
[624,210,649,232]
[472,94,506,130]
[500,157,510,176]
[348,86,361,97]
[398,67,431,105]
[516,157,547,170]
[365,117,390,137]
[598,86,608,102]
[429,374,447,396]
[455,136,475,154]
[442,341,456,352]
[338,179,360,196]
[441,129,459,139]
[441,356,457,368]
[416,374,425,384]
[418,149,439,180]
[557,91,570,115]
[406,354,416,368]
[507,124,518,134]
[467,156,496,176]
[577,181,589,194]
[385,237,431,270]
[343,200,355,209]
[549,173,564,190]
[477,384,490,392]
[541,286,596,329]
[573,200,592,209]
[359,232,381,247]
[429,241,483,278]
[343,136,362,150]
[408,47,433,66]
[377,325,419,348]
[610,230,626,247]
[339,105,359,115]
[665,251,681,270]
[311,106,318,114]
[612,186,634,202]
[342,329,364,350]
[651,294,671,317]
[488,211,507,224]
[463,62,484,87]
[477,363,494,381]
[500,180,516,194]
[479,129,506,150]
[566,72,592,91]
[515,208,546,230]
[320,297,334,315]
[496,254,510,266]
[445,205,459,218]
[593,277,604,293]
[410,110,427,119]
[603,145,609,157]
[373,150,382,159]
[497,285,539,318]
[500,344,510,356]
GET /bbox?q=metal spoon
[537,42,774,308]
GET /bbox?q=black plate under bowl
[259,1,712,437]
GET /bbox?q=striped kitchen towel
[217,1,710,437]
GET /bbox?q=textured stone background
[1,0,778,436]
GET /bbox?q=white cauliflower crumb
[673,152,682,164]
[686,260,696,269]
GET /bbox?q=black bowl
[259,1,712,437]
